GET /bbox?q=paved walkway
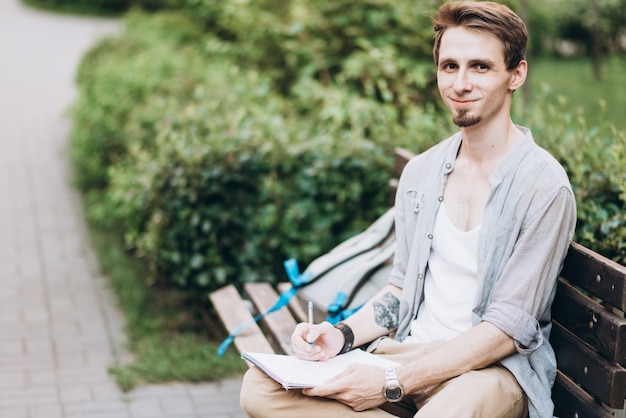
[0,1,244,417]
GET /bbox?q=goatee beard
[453,109,481,127]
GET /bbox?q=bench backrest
[393,148,626,418]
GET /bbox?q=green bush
[102,59,444,291]
[71,7,625,300]
[71,11,206,192]
[22,0,185,15]
[186,0,441,111]
[71,8,451,293]
[515,89,626,265]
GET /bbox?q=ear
[509,60,527,92]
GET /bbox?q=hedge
[514,93,626,264]
[73,11,449,292]
[71,7,625,299]
[22,0,185,14]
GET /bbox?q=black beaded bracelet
[334,322,355,355]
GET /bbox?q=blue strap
[327,292,347,316]
[284,258,312,287]
[217,286,298,356]
[216,258,311,356]
[326,303,364,325]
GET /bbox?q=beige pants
[240,338,528,418]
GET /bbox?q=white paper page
[242,349,399,389]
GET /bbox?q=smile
[450,98,477,107]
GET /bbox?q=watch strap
[334,322,354,354]
[386,367,398,382]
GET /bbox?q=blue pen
[308,301,315,348]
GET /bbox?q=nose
[453,70,472,92]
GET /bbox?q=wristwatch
[382,367,404,402]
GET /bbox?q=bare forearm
[342,284,402,346]
[399,321,516,392]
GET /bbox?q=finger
[308,368,357,398]
[291,324,313,349]
[305,328,317,344]
[303,384,337,398]
[293,344,327,361]
[293,324,326,353]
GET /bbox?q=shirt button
[428,234,433,239]
[445,163,452,169]
[438,196,444,202]
[418,274,424,279]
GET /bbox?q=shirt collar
[441,125,534,184]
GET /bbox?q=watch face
[385,386,403,401]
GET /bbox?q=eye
[474,63,489,71]
[440,62,457,71]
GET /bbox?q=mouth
[449,98,477,107]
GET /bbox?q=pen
[308,301,314,348]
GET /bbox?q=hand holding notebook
[241,349,399,390]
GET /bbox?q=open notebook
[242,349,400,390]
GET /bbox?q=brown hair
[432,1,527,71]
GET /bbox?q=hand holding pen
[291,304,345,361]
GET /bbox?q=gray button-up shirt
[389,126,577,418]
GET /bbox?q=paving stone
[0,2,246,417]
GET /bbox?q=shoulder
[524,139,572,191]
[499,127,572,191]
[511,133,576,218]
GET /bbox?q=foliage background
[62,0,626,317]
[71,0,452,297]
[20,0,625,388]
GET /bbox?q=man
[240,2,576,417]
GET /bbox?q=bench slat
[277,282,308,324]
[244,283,297,356]
[560,242,626,311]
[553,371,615,418]
[553,279,626,363]
[394,148,414,177]
[388,179,399,207]
[551,323,626,408]
[209,284,275,361]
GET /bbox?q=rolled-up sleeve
[480,185,576,354]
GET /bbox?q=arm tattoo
[373,292,399,330]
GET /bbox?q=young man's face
[436,26,524,128]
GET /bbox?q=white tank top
[407,203,480,343]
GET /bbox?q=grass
[89,226,246,391]
[529,55,626,131]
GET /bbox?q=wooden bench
[210,148,626,418]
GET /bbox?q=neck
[458,119,523,165]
